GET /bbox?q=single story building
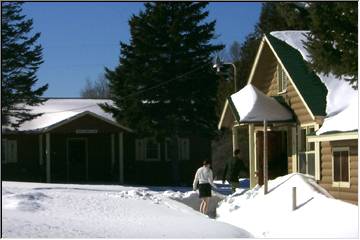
[219,31,358,204]
[2,99,211,186]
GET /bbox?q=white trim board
[43,111,133,133]
[308,131,358,142]
[218,100,230,130]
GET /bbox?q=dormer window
[276,64,288,93]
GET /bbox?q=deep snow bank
[166,189,224,218]
[216,173,359,238]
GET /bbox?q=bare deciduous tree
[80,74,110,99]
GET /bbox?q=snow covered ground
[1,181,251,238]
[217,173,359,238]
[2,174,358,238]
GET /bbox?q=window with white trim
[276,64,288,93]
[178,138,190,161]
[2,139,18,163]
[135,138,160,161]
[165,138,190,161]
[298,126,315,176]
[332,148,350,188]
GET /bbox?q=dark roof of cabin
[266,33,328,116]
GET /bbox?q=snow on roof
[270,31,358,135]
[6,99,116,132]
[316,97,358,135]
[229,84,293,122]
[217,173,358,238]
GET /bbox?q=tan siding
[267,70,278,96]
[286,84,313,123]
[319,140,358,205]
[251,44,277,93]
[250,41,314,124]
[261,63,314,124]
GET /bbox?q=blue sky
[22,2,262,97]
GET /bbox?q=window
[332,148,350,188]
[178,138,190,161]
[146,139,160,161]
[298,126,316,176]
[165,138,190,161]
[2,139,18,163]
[135,138,160,161]
[276,64,288,93]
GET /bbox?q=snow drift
[2,181,251,238]
[216,173,358,238]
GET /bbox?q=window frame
[145,138,161,161]
[332,147,350,188]
[135,138,161,162]
[165,137,190,161]
[298,124,320,179]
[276,64,288,94]
[2,139,18,164]
[178,138,190,161]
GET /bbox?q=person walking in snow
[193,160,217,215]
[222,149,248,193]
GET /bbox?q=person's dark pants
[230,181,238,193]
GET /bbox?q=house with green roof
[218,31,358,205]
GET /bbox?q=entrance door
[67,138,87,182]
[256,131,288,185]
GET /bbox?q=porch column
[248,124,256,188]
[39,134,43,165]
[118,132,124,184]
[45,133,51,183]
[111,134,115,168]
[263,120,268,194]
[291,126,298,173]
[232,125,239,155]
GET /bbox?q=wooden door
[256,131,288,185]
[67,138,87,182]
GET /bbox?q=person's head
[203,160,211,168]
[234,149,240,156]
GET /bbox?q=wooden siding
[251,42,314,124]
[266,68,314,124]
[2,114,133,183]
[2,134,44,182]
[251,43,277,94]
[129,135,211,186]
[319,140,358,205]
[50,133,114,183]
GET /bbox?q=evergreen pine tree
[306,2,358,88]
[1,2,48,128]
[103,2,223,184]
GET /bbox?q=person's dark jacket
[222,156,246,182]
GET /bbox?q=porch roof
[228,84,294,124]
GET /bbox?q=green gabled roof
[266,33,327,117]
